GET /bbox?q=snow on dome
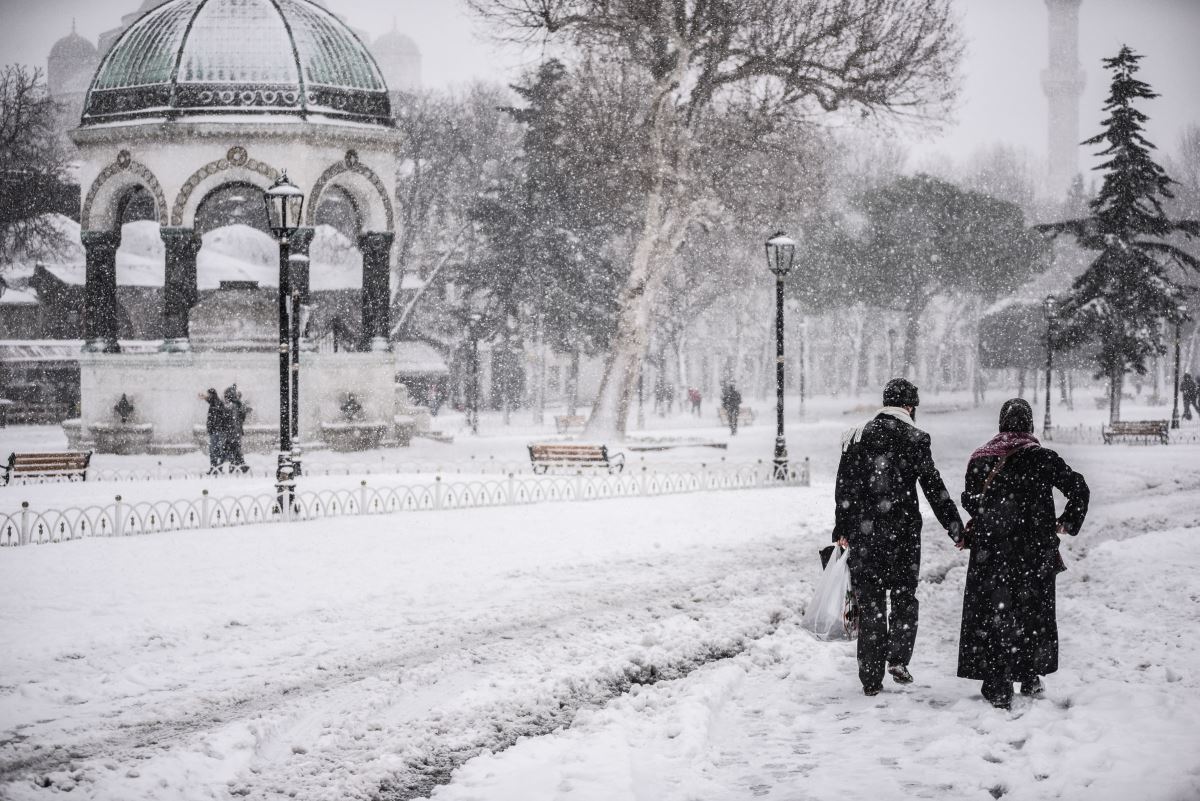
[82,0,392,126]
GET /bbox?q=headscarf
[970,398,1039,460]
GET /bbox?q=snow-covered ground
[1,394,1199,800]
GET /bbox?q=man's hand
[1056,523,1068,536]
[837,537,849,549]
[954,538,966,550]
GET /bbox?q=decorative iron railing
[0,460,809,547]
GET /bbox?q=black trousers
[848,545,920,690]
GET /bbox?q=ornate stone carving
[170,151,280,226]
[306,155,394,232]
[81,153,168,229]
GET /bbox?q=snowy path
[424,455,1200,801]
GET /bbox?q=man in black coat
[200,388,231,474]
[834,378,964,696]
[721,383,742,435]
[1182,372,1198,420]
[958,398,1089,709]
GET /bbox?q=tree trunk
[1109,363,1124,424]
[532,311,545,424]
[902,294,926,380]
[567,348,580,417]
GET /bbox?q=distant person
[720,383,742,435]
[200,388,230,474]
[688,387,702,416]
[958,398,1089,710]
[1182,372,1198,421]
[223,385,250,473]
[833,378,963,696]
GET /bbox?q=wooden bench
[528,443,625,474]
[717,406,756,427]
[3,451,93,485]
[1101,420,1169,445]
[554,414,587,434]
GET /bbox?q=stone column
[81,230,122,353]
[290,227,315,304]
[159,227,201,351]
[358,231,394,352]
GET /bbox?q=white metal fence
[0,460,810,547]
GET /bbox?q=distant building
[46,22,100,136]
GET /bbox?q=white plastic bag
[802,546,858,641]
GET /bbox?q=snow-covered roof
[0,340,161,362]
[0,287,39,306]
[393,340,448,375]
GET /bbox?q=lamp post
[263,172,305,504]
[468,312,483,435]
[1172,302,1186,430]
[765,231,797,480]
[1043,295,1056,439]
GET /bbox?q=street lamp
[1172,302,1186,430]
[264,171,305,503]
[1043,295,1056,439]
[765,231,797,480]
[468,312,483,435]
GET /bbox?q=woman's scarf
[970,431,1040,461]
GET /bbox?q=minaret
[1041,0,1086,201]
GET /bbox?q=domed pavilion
[69,0,407,454]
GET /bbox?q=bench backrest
[1107,421,1168,433]
[529,444,609,462]
[7,451,92,473]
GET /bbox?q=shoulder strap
[981,443,1038,495]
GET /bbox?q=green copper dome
[82,0,391,126]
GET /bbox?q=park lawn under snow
[1,403,1199,800]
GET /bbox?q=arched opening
[116,184,157,227]
[194,181,270,236]
[192,182,279,293]
[313,184,362,241]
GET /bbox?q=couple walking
[201,385,251,474]
[832,378,1089,709]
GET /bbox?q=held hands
[837,537,848,549]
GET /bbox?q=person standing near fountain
[200,388,231,474]
[223,385,250,474]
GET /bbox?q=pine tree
[1039,46,1199,423]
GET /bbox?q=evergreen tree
[1039,46,1199,423]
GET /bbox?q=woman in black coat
[958,398,1089,709]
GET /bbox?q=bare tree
[390,84,522,338]
[0,65,69,269]
[468,0,962,438]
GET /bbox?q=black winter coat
[205,395,231,435]
[957,446,1089,681]
[833,412,963,564]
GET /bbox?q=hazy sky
[1,0,1197,171]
